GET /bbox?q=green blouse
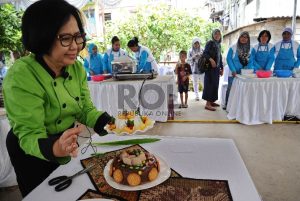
[3,54,108,164]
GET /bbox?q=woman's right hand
[53,125,84,158]
[232,72,237,77]
[210,58,217,68]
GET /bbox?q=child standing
[175,50,192,108]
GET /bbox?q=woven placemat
[80,145,182,201]
[77,189,122,201]
[138,177,233,201]
[78,178,232,201]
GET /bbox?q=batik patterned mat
[80,145,232,201]
[138,177,233,201]
[77,189,122,201]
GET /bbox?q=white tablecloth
[24,134,261,201]
[88,75,177,122]
[227,75,300,125]
[221,83,228,108]
[0,112,17,187]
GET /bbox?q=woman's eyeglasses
[57,33,86,47]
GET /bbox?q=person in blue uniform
[127,37,158,73]
[272,27,300,70]
[251,30,275,71]
[103,36,127,73]
[3,0,112,197]
[202,29,223,111]
[225,31,253,108]
[84,43,104,75]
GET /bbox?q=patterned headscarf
[88,43,97,56]
[237,31,250,66]
[191,37,201,54]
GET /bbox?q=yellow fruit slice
[113,169,123,183]
[127,173,141,186]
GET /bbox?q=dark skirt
[6,129,59,197]
[202,67,220,102]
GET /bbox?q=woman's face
[193,42,200,49]
[129,46,139,52]
[47,15,83,68]
[282,31,292,41]
[92,46,98,54]
[239,34,249,44]
[213,31,221,41]
[260,32,269,44]
[112,41,120,51]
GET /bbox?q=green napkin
[92,138,161,146]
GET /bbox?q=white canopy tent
[0,0,90,9]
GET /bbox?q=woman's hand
[53,125,84,158]
[209,58,217,68]
[232,72,237,77]
[194,54,200,59]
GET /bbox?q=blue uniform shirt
[84,43,104,75]
[103,48,127,73]
[251,43,275,71]
[226,44,254,74]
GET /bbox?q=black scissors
[48,164,95,192]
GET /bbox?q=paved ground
[1,92,300,201]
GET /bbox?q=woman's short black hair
[127,37,139,48]
[257,30,271,43]
[111,36,120,45]
[22,0,86,55]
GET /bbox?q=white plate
[241,69,254,75]
[242,74,257,78]
[104,155,171,191]
[105,119,155,136]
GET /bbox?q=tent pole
[292,0,297,40]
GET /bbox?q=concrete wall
[224,0,300,33]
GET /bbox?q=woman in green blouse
[3,0,111,197]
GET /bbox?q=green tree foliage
[101,4,220,61]
[0,4,24,56]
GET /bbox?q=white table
[24,134,261,201]
[88,75,177,122]
[0,109,17,187]
[227,75,300,125]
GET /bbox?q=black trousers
[6,129,59,197]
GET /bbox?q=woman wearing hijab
[84,43,104,75]
[103,36,127,73]
[187,37,204,101]
[251,30,275,71]
[225,31,253,108]
[202,29,223,111]
[272,27,300,70]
